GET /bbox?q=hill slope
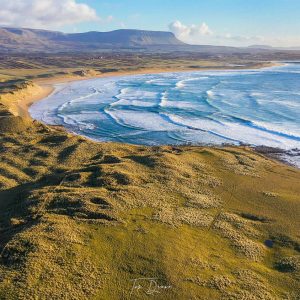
[0,27,185,52]
[0,101,299,299]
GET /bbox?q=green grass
[0,53,272,83]
[0,65,299,299]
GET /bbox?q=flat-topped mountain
[248,44,273,49]
[56,29,185,46]
[2,27,300,55]
[0,27,185,52]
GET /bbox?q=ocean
[29,63,300,166]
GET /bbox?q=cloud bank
[169,20,212,38]
[0,0,99,29]
[169,20,268,47]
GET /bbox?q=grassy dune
[0,53,275,83]
[0,56,299,299]
[0,105,299,299]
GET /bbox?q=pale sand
[0,83,54,118]
[3,62,279,120]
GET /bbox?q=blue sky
[0,0,299,47]
[69,0,300,46]
[80,0,300,35]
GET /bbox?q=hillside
[55,29,185,46]
[0,99,299,299]
[0,54,299,299]
[0,27,185,52]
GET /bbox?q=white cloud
[106,16,114,23]
[120,22,126,29]
[189,22,212,36]
[169,20,263,46]
[169,21,212,40]
[0,0,100,29]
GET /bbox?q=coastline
[10,62,279,120]
[1,56,300,298]
[3,61,298,168]
[24,61,299,169]
[0,83,54,119]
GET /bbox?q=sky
[0,0,300,47]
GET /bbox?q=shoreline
[25,62,299,169]
[20,85,54,118]
[17,61,280,119]
[3,61,298,168]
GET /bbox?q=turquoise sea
[30,63,300,166]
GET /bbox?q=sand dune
[0,64,299,299]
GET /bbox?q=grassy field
[0,55,299,299]
[0,107,299,299]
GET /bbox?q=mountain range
[0,27,300,53]
[0,27,185,52]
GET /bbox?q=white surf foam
[175,77,209,89]
[111,88,158,108]
[29,63,300,157]
[206,90,214,98]
[105,109,180,131]
[159,91,168,107]
[165,114,300,149]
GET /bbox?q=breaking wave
[29,64,300,166]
